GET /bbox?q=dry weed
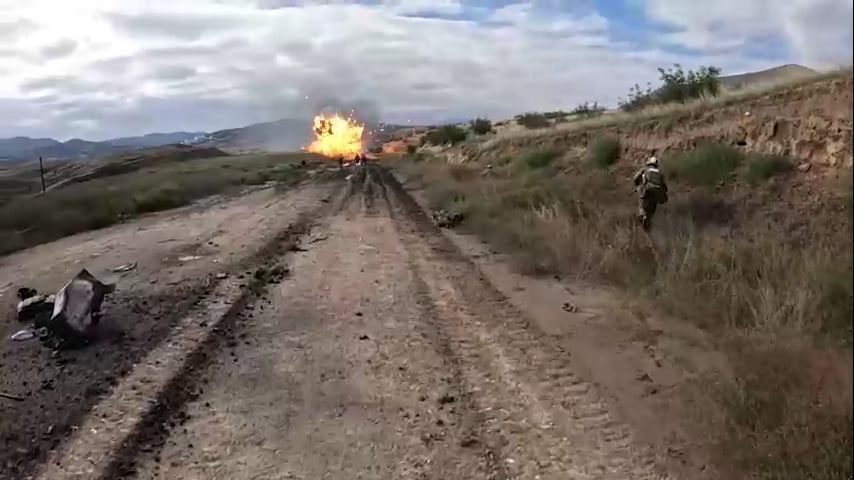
[407,152,852,480]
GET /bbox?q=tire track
[33,185,342,480]
[379,165,672,479]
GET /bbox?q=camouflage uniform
[632,157,668,230]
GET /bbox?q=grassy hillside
[0,150,331,255]
[400,69,853,480]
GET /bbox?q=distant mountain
[194,117,408,153]
[1,116,412,161]
[719,64,818,90]
[0,131,207,161]
[105,132,206,148]
[0,137,62,159]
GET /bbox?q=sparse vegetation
[469,118,493,135]
[404,139,852,480]
[742,153,795,184]
[620,64,722,112]
[515,112,551,129]
[571,102,606,118]
[542,111,570,120]
[662,143,743,186]
[423,124,468,146]
[522,149,560,170]
[587,136,620,169]
[406,144,417,155]
[0,153,318,255]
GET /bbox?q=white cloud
[644,0,853,66]
[0,0,844,141]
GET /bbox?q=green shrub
[522,149,560,170]
[743,154,795,185]
[406,144,417,155]
[515,113,550,129]
[620,64,722,112]
[469,118,493,135]
[587,137,620,169]
[663,143,743,186]
[423,125,467,146]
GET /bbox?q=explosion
[306,113,365,158]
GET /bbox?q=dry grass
[403,150,852,480]
[0,152,326,255]
[483,67,852,146]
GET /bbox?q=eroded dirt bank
[471,73,853,172]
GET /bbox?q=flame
[306,113,365,158]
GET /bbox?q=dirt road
[4,166,676,479]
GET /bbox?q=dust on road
[7,166,675,480]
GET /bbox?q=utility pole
[39,156,46,193]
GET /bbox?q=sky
[1,0,851,141]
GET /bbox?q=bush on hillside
[522,149,561,170]
[423,125,468,146]
[620,64,722,112]
[543,111,570,120]
[587,137,620,169]
[515,112,551,129]
[662,143,743,186]
[469,118,493,135]
[742,154,795,185]
[572,102,606,118]
[406,144,417,154]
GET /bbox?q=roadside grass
[404,149,852,480]
[0,152,324,255]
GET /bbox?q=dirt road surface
[3,166,681,479]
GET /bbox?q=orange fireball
[306,113,364,158]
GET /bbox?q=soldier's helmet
[646,156,659,167]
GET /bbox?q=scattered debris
[10,328,36,342]
[432,209,464,228]
[797,162,812,172]
[358,334,370,341]
[177,255,203,262]
[111,262,137,273]
[41,269,115,350]
[355,312,363,317]
[289,245,308,252]
[309,235,328,244]
[215,272,229,280]
[268,265,289,283]
[0,391,24,402]
[16,288,55,324]
[438,394,456,405]
[636,372,654,383]
[562,302,578,313]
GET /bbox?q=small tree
[571,102,606,118]
[469,117,493,135]
[619,64,722,112]
[423,125,468,146]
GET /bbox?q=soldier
[632,155,668,231]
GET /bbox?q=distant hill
[719,64,818,90]
[0,131,206,161]
[194,117,412,153]
[104,131,206,148]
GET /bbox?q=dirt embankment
[472,73,852,173]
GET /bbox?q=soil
[3,165,707,479]
[0,184,334,479]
